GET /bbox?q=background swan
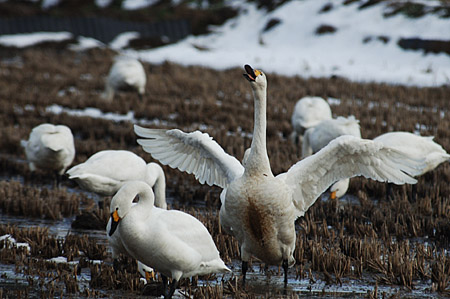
[290,96,332,145]
[21,123,75,178]
[374,131,450,200]
[66,150,166,208]
[108,181,230,299]
[302,115,362,199]
[134,65,425,287]
[101,56,147,101]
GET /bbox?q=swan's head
[330,178,350,200]
[243,64,266,88]
[108,181,152,236]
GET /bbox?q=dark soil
[0,44,449,297]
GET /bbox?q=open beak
[108,210,121,236]
[243,64,261,82]
[330,191,337,200]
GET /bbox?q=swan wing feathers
[277,135,426,217]
[134,125,244,188]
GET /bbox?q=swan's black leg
[385,182,393,201]
[161,274,168,298]
[242,261,248,287]
[282,259,289,288]
[411,184,417,202]
[166,279,178,299]
[112,258,120,273]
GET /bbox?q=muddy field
[0,44,449,298]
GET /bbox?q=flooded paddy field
[0,45,449,298]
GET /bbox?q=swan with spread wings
[134,65,424,287]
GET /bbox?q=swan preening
[302,115,362,199]
[102,56,147,101]
[134,64,426,287]
[66,150,166,208]
[21,123,75,177]
[108,181,230,299]
[290,96,332,145]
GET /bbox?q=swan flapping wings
[277,135,426,217]
[134,125,244,188]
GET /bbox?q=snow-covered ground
[1,0,449,87]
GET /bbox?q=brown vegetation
[0,44,449,297]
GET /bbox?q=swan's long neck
[246,85,272,176]
[146,163,167,210]
[137,185,155,213]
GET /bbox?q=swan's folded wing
[277,135,426,218]
[134,125,244,188]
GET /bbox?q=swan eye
[254,69,261,77]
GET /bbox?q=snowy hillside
[0,0,449,86]
[133,0,450,86]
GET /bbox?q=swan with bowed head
[66,150,166,208]
[108,181,230,299]
[21,123,75,179]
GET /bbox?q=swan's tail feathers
[201,259,231,274]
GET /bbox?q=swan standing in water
[108,181,230,299]
[134,65,425,287]
[374,131,450,201]
[102,56,147,101]
[66,150,166,209]
[302,115,362,199]
[21,123,75,183]
[290,96,332,145]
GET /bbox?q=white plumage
[290,96,332,144]
[374,131,449,200]
[134,65,425,286]
[374,131,449,175]
[66,150,166,209]
[302,115,362,199]
[108,181,230,298]
[102,56,147,101]
[21,123,75,175]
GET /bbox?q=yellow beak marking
[112,210,120,222]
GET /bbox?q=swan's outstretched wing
[134,125,244,188]
[277,135,425,217]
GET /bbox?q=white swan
[290,96,332,145]
[108,181,230,298]
[302,115,362,199]
[374,131,450,200]
[102,56,146,101]
[21,123,75,176]
[106,214,156,284]
[134,64,425,287]
[66,150,166,208]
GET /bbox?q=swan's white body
[302,116,361,158]
[134,65,425,281]
[108,181,230,282]
[66,150,166,208]
[106,203,156,282]
[374,132,449,175]
[302,116,362,199]
[21,123,75,175]
[102,56,146,101]
[290,97,332,144]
